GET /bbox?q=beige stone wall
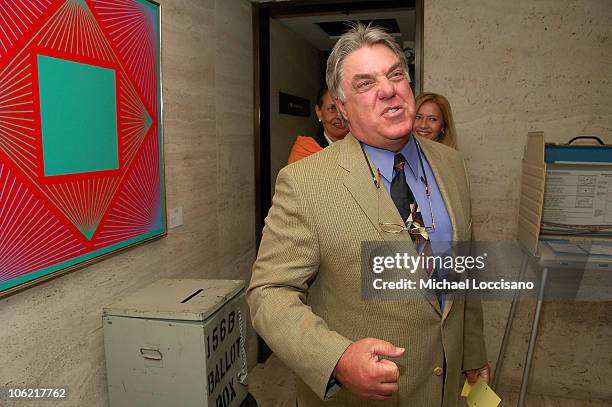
[424,0,612,401]
[424,0,612,240]
[0,0,256,405]
[269,19,322,191]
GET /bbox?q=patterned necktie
[390,153,414,223]
[390,153,443,305]
[390,154,436,277]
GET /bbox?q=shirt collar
[362,135,424,183]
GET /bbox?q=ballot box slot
[181,288,204,303]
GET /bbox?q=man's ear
[335,98,349,122]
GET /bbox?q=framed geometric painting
[0,0,165,296]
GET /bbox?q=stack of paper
[461,378,501,407]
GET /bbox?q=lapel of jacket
[337,134,381,235]
[418,139,468,321]
[339,134,442,316]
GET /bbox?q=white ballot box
[103,279,248,407]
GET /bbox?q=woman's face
[315,92,348,142]
[414,101,445,141]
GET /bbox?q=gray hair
[326,22,409,102]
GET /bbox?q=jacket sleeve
[247,167,352,399]
[460,157,488,370]
[462,297,487,370]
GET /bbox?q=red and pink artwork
[0,0,165,295]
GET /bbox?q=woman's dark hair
[314,86,330,146]
[315,86,329,109]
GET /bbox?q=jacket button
[433,366,444,376]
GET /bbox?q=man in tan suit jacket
[247,24,489,407]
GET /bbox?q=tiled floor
[248,355,296,407]
[247,355,610,407]
[496,392,611,407]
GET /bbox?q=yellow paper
[461,378,501,407]
[461,379,473,397]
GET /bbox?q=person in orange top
[288,86,349,164]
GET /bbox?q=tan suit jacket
[247,134,487,407]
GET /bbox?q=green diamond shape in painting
[38,55,119,177]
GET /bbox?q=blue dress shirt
[363,136,453,242]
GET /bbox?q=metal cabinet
[103,279,248,407]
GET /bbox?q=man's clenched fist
[333,338,405,400]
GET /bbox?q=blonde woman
[413,92,458,149]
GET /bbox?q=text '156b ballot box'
[103,279,248,407]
